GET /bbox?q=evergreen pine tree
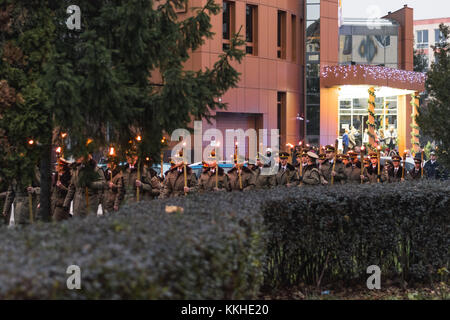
[417,24,450,168]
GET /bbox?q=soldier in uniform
[407,155,423,181]
[320,145,347,185]
[275,152,297,186]
[198,150,230,192]
[63,154,106,217]
[51,158,72,221]
[366,152,388,183]
[160,150,197,198]
[103,161,125,213]
[2,167,40,225]
[297,151,321,185]
[122,155,153,204]
[387,154,404,183]
[140,157,162,200]
[250,154,276,189]
[344,151,368,184]
[227,156,256,191]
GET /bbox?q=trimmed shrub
[262,181,450,289]
[0,180,448,298]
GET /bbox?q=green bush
[262,181,450,289]
[0,181,448,298]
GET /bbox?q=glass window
[223,2,230,40]
[307,4,320,21]
[435,29,444,44]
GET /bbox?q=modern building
[414,17,450,69]
[179,0,305,159]
[178,1,425,158]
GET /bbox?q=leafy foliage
[417,24,450,167]
[0,181,448,298]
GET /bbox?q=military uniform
[103,167,125,213]
[344,152,368,184]
[160,165,198,198]
[143,167,162,200]
[296,152,321,185]
[198,166,230,192]
[122,164,153,204]
[227,166,256,191]
[275,152,297,186]
[2,168,40,225]
[63,159,106,217]
[407,156,423,181]
[387,155,404,183]
[51,159,72,221]
[366,153,388,183]
[320,146,346,185]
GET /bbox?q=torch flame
[136,135,142,142]
[56,147,62,154]
[28,139,34,145]
[109,147,115,156]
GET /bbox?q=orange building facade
[179,0,305,158]
[178,1,425,158]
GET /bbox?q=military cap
[318,153,326,160]
[340,154,350,160]
[348,151,358,158]
[391,155,401,161]
[414,155,422,163]
[430,151,436,156]
[307,151,318,159]
[325,145,336,153]
[369,152,378,159]
[279,152,289,159]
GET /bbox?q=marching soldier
[103,161,125,213]
[275,152,297,186]
[407,155,423,180]
[51,158,72,221]
[160,151,197,198]
[297,151,321,185]
[387,154,404,183]
[198,150,230,192]
[250,154,276,189]
[227,156,256,191]
[344,151,368,184]
[63,154,106,217]
[320,145,346,185]
[366,152,388,183]
[2,167,40,225]
[122,155,153,204]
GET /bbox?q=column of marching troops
[0,144,445,225]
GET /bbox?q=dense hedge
[0,181,448,298]
[262,182,450,289]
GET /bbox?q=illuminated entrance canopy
[338,85,416,99]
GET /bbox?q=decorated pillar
[367,87,377,151]
[410,92,420,156]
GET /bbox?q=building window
[291,15,297,62]
[277,10,286,59]
[435,28,444,44]
[246,5,258,55]
[338,96,398,146]
[223,1,235,51]
[277,92,287,148]
[416,30,429,49]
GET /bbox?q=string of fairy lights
[321,65,426,85]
